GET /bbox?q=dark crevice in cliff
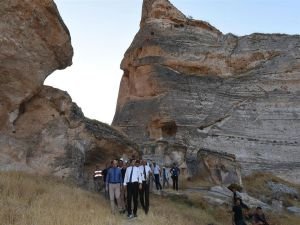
[198,114,231,132]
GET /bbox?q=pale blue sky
[45,0,300,124]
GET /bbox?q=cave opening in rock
[161,121,177,137]
[148,118,177,140]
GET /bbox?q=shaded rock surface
[287,206,300,215]
[267,181,299,199]
[113,0,300,183]
[0,0,138,184]
[0,86,137,185]
[140,140,241,185]
[164,185,270,209]
[195,149,241,185]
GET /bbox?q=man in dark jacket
[252,207,269,225]
[170,163,180,191]
[232,198,247,225]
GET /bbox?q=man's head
[118,160,123,167]
[235,198,241,206]
[256,207,263,215]
[112,159,118,167]
[135,160,140,167]
[130,159,136,166]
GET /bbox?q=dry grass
[0,172,120,225]
[243,172,300,225]
[243,172,300,205]
[0,172,226,225]
[168,192,232,225]
[1,172,299,225]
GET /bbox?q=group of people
[95,159,270,224]
[232,189,269,225]
[152,161,181,191]
[94,158,181,219]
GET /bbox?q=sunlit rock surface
[0,0,138,184]
[113,0,300,183]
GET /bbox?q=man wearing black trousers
[139,160,152,214]
[152,162,162,190]
[170,163,180,191]
[123,159,142,219]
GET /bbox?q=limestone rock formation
[0,0,138,184]
[113,0,300,183]
[0,86,137,184]
[195,149,241,186]
[0,0,72,131]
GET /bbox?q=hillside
[0,172,227,225]
[1,172,299,225]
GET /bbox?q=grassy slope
[242,172,300,225]
[1,172,299,225]
[0,172,227,225]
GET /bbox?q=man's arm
[123,168,128,186]
[118,169,122,184]
[106,169,110,190]
[232,213,235,225]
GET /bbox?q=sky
[45,0,300,124]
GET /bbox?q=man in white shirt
[123,159,142,219]
[152,162,162,190]
[139,159,152,214]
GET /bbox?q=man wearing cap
[139,159,152,214]
[123,159,142,219]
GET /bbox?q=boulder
[236,191,270,209]
[0,0,73,131]
[187,186,270,209]
[267,181,299,199]
[113,0,300,183]
[193,149,242,185]
[286,206,300,215]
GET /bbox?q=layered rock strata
[0,0,138,184]
[113,0,300,183]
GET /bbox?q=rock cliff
[113,0,300,183]
[0,0,138,184]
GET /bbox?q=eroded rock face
[0,0,138,184]
[113,0,300,183]
[193,149,241,185]
[0,0,73,131]
[0,86,137,184]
